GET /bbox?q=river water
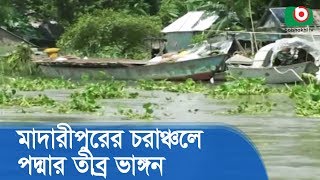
[0,89,319,179]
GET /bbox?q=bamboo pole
[250,32,255,56]
[0,58,4,84]
[248,0,259,53]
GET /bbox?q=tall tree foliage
[309,0,320,9]
[58,10,161,59]
[7,0,156,25]
[2,0,319,50]
[280,0,305,7]
[4,0,320,26]
[0,0,13,24]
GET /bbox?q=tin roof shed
[162,11,219,33]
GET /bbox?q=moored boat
[228,62,316,84]
[227,37,320,84]
[34,54,229,81]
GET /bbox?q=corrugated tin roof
[162,11,219,33]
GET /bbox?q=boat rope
[273,67,304,82]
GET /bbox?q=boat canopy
[270,37,320,66]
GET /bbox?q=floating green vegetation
[82,81,134,99]
[289,78,320,117]
[60,92,101,113]
[210,78,270,99]
[208,77,279,115]
[73,81,139,101]
[0,88,56,107]
[138,79,206,93]
[7,77,78,91]
[60,81,139,113]
[270,86,289,94]
[9,94,56,107]
[0,80,141,113]
[118,103,155,120]
[138,79,172,91]
[227,101,277,115]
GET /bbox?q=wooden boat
[228,62,317,84]
[34,54,229,80]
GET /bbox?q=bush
[58,9,162,59]
[0,44,40,76]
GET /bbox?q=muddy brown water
[0,89,319,179]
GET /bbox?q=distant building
[162,11,219,52]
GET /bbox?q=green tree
[280,0,305,6]
[145,0,161,15]
[310,1,320,9]
[0,0,13,24]
[8,0,155,25]
[58,9,161,59]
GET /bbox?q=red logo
[293,6,310,23]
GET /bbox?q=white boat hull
[228,62,318,84]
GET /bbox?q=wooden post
[250,32,255,56]
[249,0,258,56]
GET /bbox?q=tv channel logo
[285,6,313,27]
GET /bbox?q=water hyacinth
[210,78,270,99]
[118,103,155,120]
[138,78,207,93]
[61,80,139,113]
[0,87,56,108]
[7,77,78,91]
[289,79,320,117]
